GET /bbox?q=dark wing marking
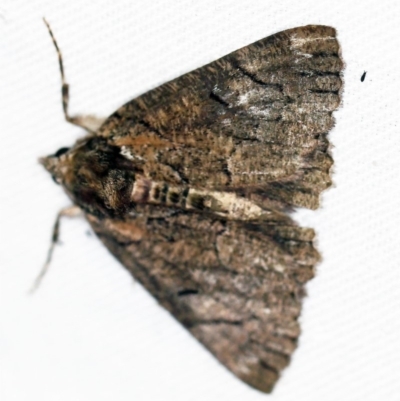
[99,25,343,210]
[87,208,319,393]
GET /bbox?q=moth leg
[30,205,82,293]
[43,18,106,133]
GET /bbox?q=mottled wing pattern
[83,25,343,393]
[99,25,343,210]
[87,206,319,393]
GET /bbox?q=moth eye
[54,147,70,157]
[51,175,61,185]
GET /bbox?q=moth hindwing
[41,24,343,393]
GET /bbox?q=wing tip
[238,363,279,393]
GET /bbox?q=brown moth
[39,22,343,393]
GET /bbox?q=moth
[39,22,343,393]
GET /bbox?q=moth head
[39,146,72,185]
[40,137,139,217]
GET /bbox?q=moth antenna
[43,18,105,133]
[30,206,82,294]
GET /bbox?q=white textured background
[1,1,400,400]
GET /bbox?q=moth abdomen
[132,178,186,207]
[130,177,277,220]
